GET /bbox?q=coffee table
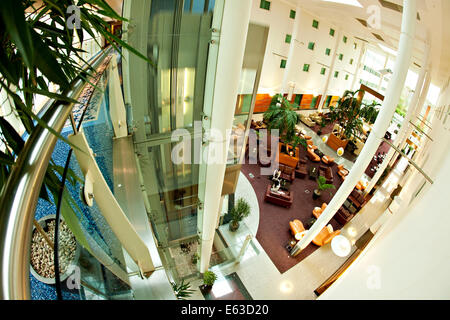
[309,166,319,180]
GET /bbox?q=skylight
[321,0,363,8]
[378,44,398,56]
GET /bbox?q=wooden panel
[329,96,340,108]
[300,94,314,109]
[253,94,273,113]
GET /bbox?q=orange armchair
[289,219,305,237]
[307,147,321,162]
[337,164,349,180]
[322,155,335,165]
[312,203,327,219]
[312,225,341,246]
[306,140,318,150]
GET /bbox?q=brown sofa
[319,165,333,184]
[307,147,321,162]
[279,164,295,182]
[264,184,294,208]
[333,206,354,225]
[295,158,308,179]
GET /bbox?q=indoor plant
[171,280,195,300]
[263,94,306,167]
[324,90,364,150]
[313,176,336,200]
[201,270,217,292]
[229,198,251,232]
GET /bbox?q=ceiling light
[321,0,363,8]
[378,44,398,56]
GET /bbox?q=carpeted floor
[241,145,345,274]
[364,140,392,178]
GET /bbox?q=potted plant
[263,95,306,167]
[200,271,217,292]
[313,176,336,200]
[229,198,251,232]
[191,252,199,265]
[171,280,195,300]
[360,101,381,125]
[324,90,364,151]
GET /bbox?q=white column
[350,43,366,92]
[318,29,342,111]
[199,0,251,273]
[365,45,430,194]
[281,6,301,96]
[109,54,128,138]
[291,0,417,256]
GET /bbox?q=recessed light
[321,0,363,8]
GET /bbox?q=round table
[331,235,351,257]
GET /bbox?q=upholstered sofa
[333,206,354,225]
[295,158,308,179]
[353,137,365,156]
[300,114,315,127]
[312,225,341,246]
[337,164,349,180]
[307,147,321,162]
[279,164,296,182]
[313,203,327,219]
[264,185,294,208]
[289,219,305,237]
[319,165,333,184]
[321,155,335,165]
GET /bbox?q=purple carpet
[242,146,344,274]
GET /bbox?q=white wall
[250,0,363,97]
[319,81,450,299]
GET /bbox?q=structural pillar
[199,0,251,273]
[291,0,417,256]
[318,29,342,111]
[365,44,430,194]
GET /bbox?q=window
[345,74,349,80]
[325,48,331,56]
[290,9,296,19]
[308,42,315,50]
[339,54,344,61]
[280,59,287,68]
[312,20,319,29]
[303,64,310,72]
[334,71,339,78]
[320,67,326,75]
[260,0,271,10]
[330,28,335,36]
[354,43,358,49]
[350,58,354,65]
[285,34,292,44]
[343,36,348,43]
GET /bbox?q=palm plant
[263,94,306,154]
[360,101,381,125]
[203,271,217,288]
[171,280,195,300]
[0,1,152,251]
[313,175,336,199]
[326,90,364,141]
[229,198,251,232]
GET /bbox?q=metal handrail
[0,46,113,300]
